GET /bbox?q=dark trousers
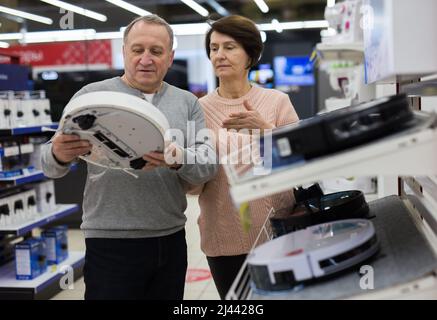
[84,229,187,300]
[207,254,247,300]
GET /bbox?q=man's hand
[52,133,92,164]
[142,142,183,172]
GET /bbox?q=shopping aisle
[51,195,220,300]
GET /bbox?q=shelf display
[266,94,413,169]
[0,85,83,299]
[224,111,437,204]
[248,219,379,292]
[270,185,370,237]
[228,196,437,300]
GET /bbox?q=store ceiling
[0,0,327,33]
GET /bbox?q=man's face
[123,21,174,93]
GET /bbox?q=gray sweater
[41,77,217,238]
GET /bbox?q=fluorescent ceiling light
[93,31,123,40]
[303,20,330,28]
[253,0,269,13]
[260,31,267,43]
[258,20,329,31]
[24,29,97,43]
[40,0,107,22]
[0,41,10,48]
[271,19,282,33]
[0,20,329,45]
[180,0,209,17]
[104,0,152,16]
[204,0,229,16]
[0,29,97,43]
[171,23,210,36]
[122,22,209,36]
[0,5,53,25]
[327,0,336,8]
[0,33,22,41]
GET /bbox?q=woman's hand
[222,100,274,132]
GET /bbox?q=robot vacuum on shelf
[270,189,370,237]
[247,219,379,292]
[58,91,170,170]
[266,94,414,168]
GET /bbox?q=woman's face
[209,31,251,79]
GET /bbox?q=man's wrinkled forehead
[124,21,172,49]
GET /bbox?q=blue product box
[41,225,68,265]
[15,238,47,280]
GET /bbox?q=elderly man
[41,15,217,300]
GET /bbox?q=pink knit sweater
[198,86,299,257]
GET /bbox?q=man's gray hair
[123,14,174,49]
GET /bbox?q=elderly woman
[197,15,299,299]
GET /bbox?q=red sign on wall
[0,40,112,67]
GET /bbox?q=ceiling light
[253,0,269,13]
[271,19,282,33]
[171,23,210,36]
[93,31,123,40]
[204,0,229,16]
[0,33,22,41]
[3,29,96,44]
[180,0,209,17]
[40,0,107,22]
[327,0,336,8]
[0,20,330,45]
[260,31,267,43]
[0,5,53,25]
[258,20,329,31]
[104,0,152,16]
[303,20,330,28]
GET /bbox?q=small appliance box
[35,180,56,214]
[363,0,437,83]
[41,225,68,265]
[15,238,47,280]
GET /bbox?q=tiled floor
[51,195,220,300]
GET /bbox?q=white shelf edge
[316,42,364,52]
[0,204,79,235]
[0,170,44,182]
[316,42,364,62]
[230,125,437,204]
[0,251,85,291]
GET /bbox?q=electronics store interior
[0,0,436,301]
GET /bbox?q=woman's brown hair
[205,15,263,69]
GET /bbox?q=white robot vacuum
[247,219,379,292]
[58,91,170,171]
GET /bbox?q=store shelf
[228,117,437,204]
[0,251,85,299]
[401,79,437,97]
[0,170,46,186]
[0,204,79,236]
[0,165,78,187]
[0,123,58,136]
[227,196,437,300]
[316,42,364,63]
[0,144,34,157]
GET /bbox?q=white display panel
[363,0,437,83]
